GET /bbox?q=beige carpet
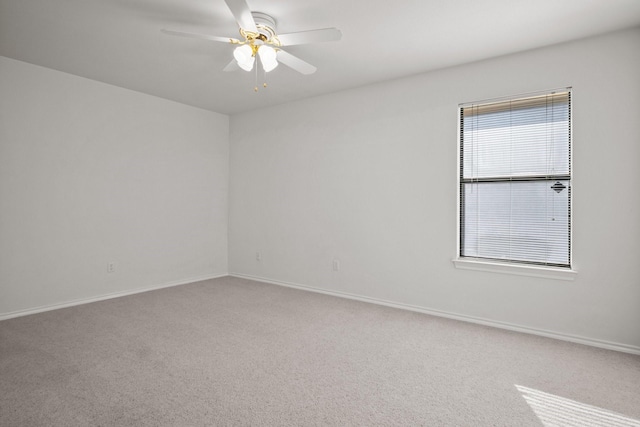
[1,276,639,426]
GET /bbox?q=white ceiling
[2,0,640,115]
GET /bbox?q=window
[458,89,572,268]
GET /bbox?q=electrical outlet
[256,252,261,261]
[107,262,116,273]
[332,259,340,271]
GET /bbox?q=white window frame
[453,89,576,281]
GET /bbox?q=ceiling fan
[162,0,341,87]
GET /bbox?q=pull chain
[254,59,258,92]
[252,51,268,92]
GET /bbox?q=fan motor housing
[252,12,277,41]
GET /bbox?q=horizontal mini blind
[460,90,571,267]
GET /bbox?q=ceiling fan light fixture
[162,0,342,83]
[233,44,255,71]
[258,45,278,72]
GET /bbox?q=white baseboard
[230,272,640,356]
[0,273,228,321]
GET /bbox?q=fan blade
[224,0,257,32]
[277,28,342,46]
[277,49,317,75]
[161,29,239,44]
[223,60,239,72]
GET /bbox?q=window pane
[462,99,569,178]
[462,180,569,266]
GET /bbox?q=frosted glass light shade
[233,45,255,71]
[258,45,278,72]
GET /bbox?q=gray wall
[0,57,229,315]
[229,28,640,351]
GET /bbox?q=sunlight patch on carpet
[516,385,640,427]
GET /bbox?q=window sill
[452,258,577,281]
